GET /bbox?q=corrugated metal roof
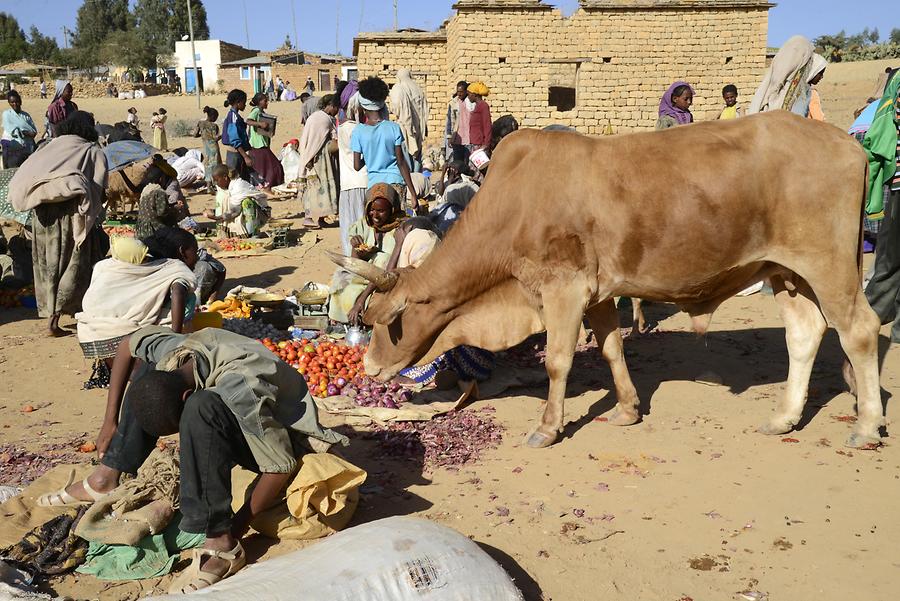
[219,55,271,67]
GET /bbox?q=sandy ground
[1,60,899,600]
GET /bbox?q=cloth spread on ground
[8,134,107,247]
[316,359,547,425]
[1,507,88,575]
[0,465,92,549]
[231,453,365,540]
[75,448,179,546]
[76,514,204,581]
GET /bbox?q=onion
[326,384,339,396]
[382,396,399,409]
[388,382,401,393]
[398,390,413,404]
[336,377,347,387]
[342,386,358,398]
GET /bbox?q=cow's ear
[363,293,408,325]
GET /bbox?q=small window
[548,62,578,112]
[318,69,330,91]
[383,64,390,71]
[602,57,612,63]
[240,67,250,80]
[548,87,576,112]
[725,56,733,64]
[499,57,506,64]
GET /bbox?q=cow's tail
[858,161,870,285]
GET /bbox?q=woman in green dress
[328,183,405,322]
[194,106,221,189]
[245,93,283,190]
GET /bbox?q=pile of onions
[341,375,413,409]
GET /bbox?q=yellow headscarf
[467,82,490,97]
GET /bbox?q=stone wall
[9,80,175,99]
[355,35,449,147]
[219,63,346,98]
[356,0,770,143]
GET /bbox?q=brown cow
[336,111,882,449]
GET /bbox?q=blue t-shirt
[222,108,250,150]
[350,120,405,185]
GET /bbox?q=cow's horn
[325,250,393,290]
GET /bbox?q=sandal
[168,542,246,594]
[36,470,109,507]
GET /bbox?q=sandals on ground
[168,542,247,594]
[36,470,109,507]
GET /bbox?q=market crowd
[0,32,896,594]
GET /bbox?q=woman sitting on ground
[204,164,270,238]
[340,216,496,388]
[76,230,198,372]
[328,183,405,322]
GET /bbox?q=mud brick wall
[355,37,449,147]
[356,0,770,143]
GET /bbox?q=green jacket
[863,71,900,217]
[130,326,348,473]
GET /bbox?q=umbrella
[103,140,155,172]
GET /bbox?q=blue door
[185,68,197,93]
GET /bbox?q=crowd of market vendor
[0,31,897,593]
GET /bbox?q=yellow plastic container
[192,311,224,331]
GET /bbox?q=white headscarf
[807,54,828,84]
[748,35,815,115]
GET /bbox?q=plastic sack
[279,146,302,184]
[146,516,523,600]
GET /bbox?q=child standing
[351,77,418,214]
[151,108,168,150]
[125,106,140,130]
[36,326,347,593]
[193,106,221,189]
[718,84,743,120]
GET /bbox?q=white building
[173,40,257,93]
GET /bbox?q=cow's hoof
[606,406,640,426]
[525,429,557,448]
[757,419,794,436]
[845,431,882,449]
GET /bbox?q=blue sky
[1,0,895,57]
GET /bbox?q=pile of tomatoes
[260,338,366,397]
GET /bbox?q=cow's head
[328,250,544,381]
[327,251,448,380]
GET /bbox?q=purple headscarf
[658,81,694,125]
[340,80,359,110]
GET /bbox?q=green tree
[134,0,209,69]
[890,28,900,45]
[73,0,131,53]
[171,0,209,41]
[100,29,151,72]
[0,13,28,66]
[27,26,60,64]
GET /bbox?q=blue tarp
[103,140,155,172]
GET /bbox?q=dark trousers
[866,187,900,342]
[102,365,260,535]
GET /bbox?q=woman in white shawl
[9,111,108,336]
[748,35,822,117]
[298,96,340,229]
[390,69,429,167]
[76,232,197,367]
[337,92,368,253]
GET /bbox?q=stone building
[219,51,354,97]
[354,0,772,143]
